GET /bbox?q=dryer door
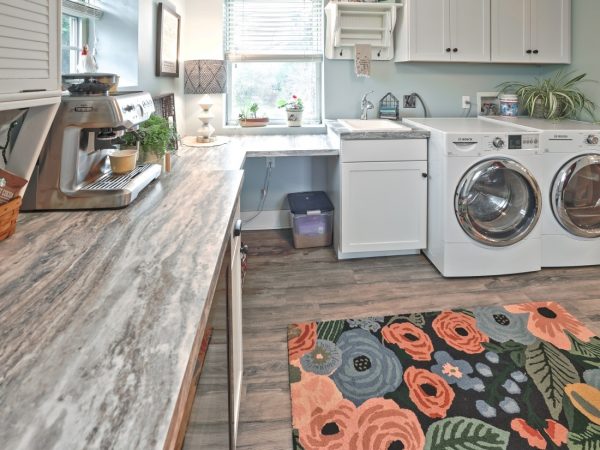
[552,154,600,238]
[455,158,542,247]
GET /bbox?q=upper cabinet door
[531,0,571,63]
[491,0,531,62]
[0,0,61,97]
[407,0,451,61]
[450,0,490,62]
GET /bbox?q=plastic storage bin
[287,191,334,249]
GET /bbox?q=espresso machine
[22,86,162,210]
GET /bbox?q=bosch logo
[554,134,569,139]
[457,138,473,141]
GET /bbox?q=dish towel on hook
[355,44,371,78]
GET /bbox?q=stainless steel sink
[338,119,412,132]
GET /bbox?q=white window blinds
[224,0,324,61]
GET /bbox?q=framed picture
[156,3,181,77]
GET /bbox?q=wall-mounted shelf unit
[325,2,403,61]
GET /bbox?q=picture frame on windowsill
[156,3,181,77]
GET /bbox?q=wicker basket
[0,196,21,241]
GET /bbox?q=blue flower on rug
[331,328,403,405]
[431,351,485,392]
[300,339,342,376]
[346,317,385,332]
[473,305,536,345]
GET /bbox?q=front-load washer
[403,118,542,277]
[482,116,600,267]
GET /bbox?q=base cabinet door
[340,160,427,254]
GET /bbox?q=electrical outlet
[266,157,275,168]
[462,96,471,109]
[403,95,416,108]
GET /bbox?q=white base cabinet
[331,138,428,259]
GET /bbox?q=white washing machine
[403,118,543,277]
[483,116,600,267]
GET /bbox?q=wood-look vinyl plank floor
[187,229,600,450]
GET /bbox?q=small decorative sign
[156,3,181,77]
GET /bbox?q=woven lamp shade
[184,60,227,94]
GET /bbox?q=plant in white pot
[498,71,596,120]
[277,95,304,127]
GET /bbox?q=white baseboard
[241,210,291,230]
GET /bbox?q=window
[224,0,324,125]
[61,14,84,74]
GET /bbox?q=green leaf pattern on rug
[424,417,510,450]
[288,364,301,384]
[526,340,580,419]
[570,336,600,362]
[317,320,345,343]
[568,422,600,450]
[407,312,426,328]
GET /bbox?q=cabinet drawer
[341,139,427,162]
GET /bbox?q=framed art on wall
[156,3,181,77]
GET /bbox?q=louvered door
[0,0,61,96]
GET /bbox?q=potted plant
[121,115,176,167]
[239,102,269,127]
[277,95,304,127]
[498,71,596,120]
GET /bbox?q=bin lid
[287,191,334,215]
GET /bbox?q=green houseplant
[277,95,304,127]
[122,115,176,164]
[498,71,596,121]
[238,102,269,127]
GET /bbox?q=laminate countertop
[0,148,245,449]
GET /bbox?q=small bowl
[109,150,137,174]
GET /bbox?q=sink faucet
[360,91,374,120]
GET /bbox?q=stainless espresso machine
[22,88,162,210]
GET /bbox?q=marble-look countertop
[325,119,430,140]
[0,149,244,449]
[226,134,339,157]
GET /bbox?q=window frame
[225,59,323,127]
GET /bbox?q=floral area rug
[287,302,600,450]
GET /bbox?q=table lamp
[184,60,227,143]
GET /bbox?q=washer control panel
[447,133,540,155]
[507,134,539,150]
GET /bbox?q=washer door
[455,158,542,247]
[552,154,600,238]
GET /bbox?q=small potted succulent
[277,95,304,127]
[239,102,269,127]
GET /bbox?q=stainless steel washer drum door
[552,154,600,238]
[455,158,542,247]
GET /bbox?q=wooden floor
[216,230,600,449]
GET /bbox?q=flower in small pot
[239,102,269,127]
[277,95,304,127]
[121,115,176,168]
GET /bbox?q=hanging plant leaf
[424,417,509,450]
[567,422,600,450]
[317,320,345,343]
[525,341,580,420]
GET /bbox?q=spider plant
[497,71,596,121]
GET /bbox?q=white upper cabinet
[396,0,490,62]
[0,0,61,99]
[491,0,571,64]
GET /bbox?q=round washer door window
[552,154,600,238]
[455,158,542,247]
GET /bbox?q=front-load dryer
[483,116,600,267]
[403,118,542,277]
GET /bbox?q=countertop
[325,119,430,140]
[0,150,244,449]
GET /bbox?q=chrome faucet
[360,91,374,120]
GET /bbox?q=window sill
[220,124,327,136]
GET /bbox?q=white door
[531,0,571,63]
[408,0,451,61]
[491,0,531,62]
[341,161,427,253]
[450,0,490,62]
[0,0,61,96]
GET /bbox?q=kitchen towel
[354,44,371,78]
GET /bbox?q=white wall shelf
[326,2,403,61]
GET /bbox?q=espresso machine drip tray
[83,164,155,190]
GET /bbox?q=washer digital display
[508,135,522,150]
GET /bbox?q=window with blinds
[224,0,323,61]
[224,0,324,125]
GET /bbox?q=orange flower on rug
[288,302,600,449]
